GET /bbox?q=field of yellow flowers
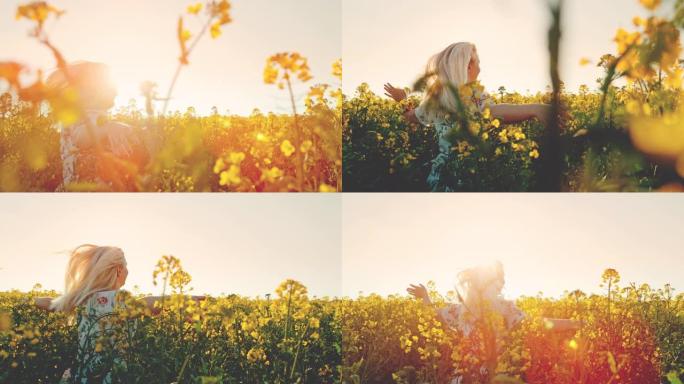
[340,269,684,384]
[3,265,682,384]
[0,99,341,192]
[0,1,341,192]
[343,0,684,192]
[0,256,341,383]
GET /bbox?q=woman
[47,62,148,191]
[408,261,580,383]
[385,42,552,191]
[34,245,202,383]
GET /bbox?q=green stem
[176,353,192,384]
[162,15,214,115]
[289,322,311,380]
[286,76,305,190]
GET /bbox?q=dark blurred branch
[536,0,564,191]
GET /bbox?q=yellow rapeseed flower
[187,3,203,15]
[280,140,295,157]
[261,167,283,183]
[300,139,313,153]
[15,2,64,27]
[639,0,661,10]
[219,165,241,186]
[332,58,342,80]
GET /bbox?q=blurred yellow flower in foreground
[187,3,203,15]
[0,312,12,331]
[261,167,283,183]
[318,183,335,192]
[219,165,241,186]
[332,59,342,80]
[639,0,661,10]
[280,140,295,157]
[630,111,684,177]
[300,140,313,153]
[263,52,313,88]
[15,2,64,27]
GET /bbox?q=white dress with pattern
[415,90,493,192]
[73,290,123,384]
[437,300,525,384]
[59,112,134,190]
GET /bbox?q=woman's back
[419,82,494,191]
[74,290,122,384]
[438,299,525,336]
[60,117,147,190]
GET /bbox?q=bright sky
[1,0,341,115]
[342,194,683,299]
[0,194,342,298]
[343,0,675,97]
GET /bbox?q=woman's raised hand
[407,283,429,301]
[384,83,407,102]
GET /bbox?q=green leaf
[667,371,683,384]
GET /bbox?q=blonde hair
[456,261,505,315]
[50,244,126,313]
[46,61,115,111]
[415,42,475,123]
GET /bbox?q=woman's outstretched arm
[385,83,553,126]
[542,317,581,332]
[490,104,551,125]
[34,297,54,312]
[407,283,452,327]
[139,295,206,316]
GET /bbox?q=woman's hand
[407,283,431,304]
[384,83,407,102]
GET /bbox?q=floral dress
[59,112,136,191]
[437,300,525,384]
[415,87,493,192]
[438,300,526,336]
[71,290,125,384]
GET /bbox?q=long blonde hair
[50,244,126,313]
[415,42,475,123]
[46,61,116,112]
[456,261,505,316]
